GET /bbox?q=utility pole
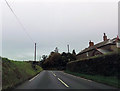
[39,56,41,61]
[34,43,36,61]
[67,44,69,53]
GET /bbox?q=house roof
[77,37,117,56]
[96,48,111,54]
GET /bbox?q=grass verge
[2,57,43,90]
[65,70,119,88]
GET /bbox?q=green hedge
[67,53,120,77]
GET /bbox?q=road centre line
[58,78,69,88]
[51,71,69,88]
[51,71,56,76]
[53,73,56,77]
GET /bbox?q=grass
[65,70,119,88]
[2,58,43,90]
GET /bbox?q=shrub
[67,52,120,77]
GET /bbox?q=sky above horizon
[1,0,118,61]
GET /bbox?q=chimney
[89,40,94,47]
[116,35,120,48]
[116,35,120,42]
[103,33,107,41]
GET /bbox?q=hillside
[2,57,43,90]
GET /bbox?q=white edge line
[29,74,39,82]
[64,72,93,82]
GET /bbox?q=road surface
[16,70,117,89]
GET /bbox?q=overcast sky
[1,0,118,61]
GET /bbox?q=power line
[4,0,35,43]
[11,0,15,4]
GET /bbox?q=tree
[42,55,47,60]
[54,47,59,53]
[72,49,76,55]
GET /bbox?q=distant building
[77,33,120,59]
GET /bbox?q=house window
[117,42,120,48]
[86,52,89,57]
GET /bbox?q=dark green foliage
[67,52,120,77]
[42,55,47,61]
[42,52,63,70]
[42,52,77,70]
[72,49,76,55]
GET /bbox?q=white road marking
[58,78,69,88]
[80,78,87,80]
[51,71,56,77]
[29,74,39,82]
[63,72,93,82]
[87,79,92,82]
[53,73,56,77]
[79,77,92,82]
[29,76,36,82]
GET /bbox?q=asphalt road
[16,70,117,89]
